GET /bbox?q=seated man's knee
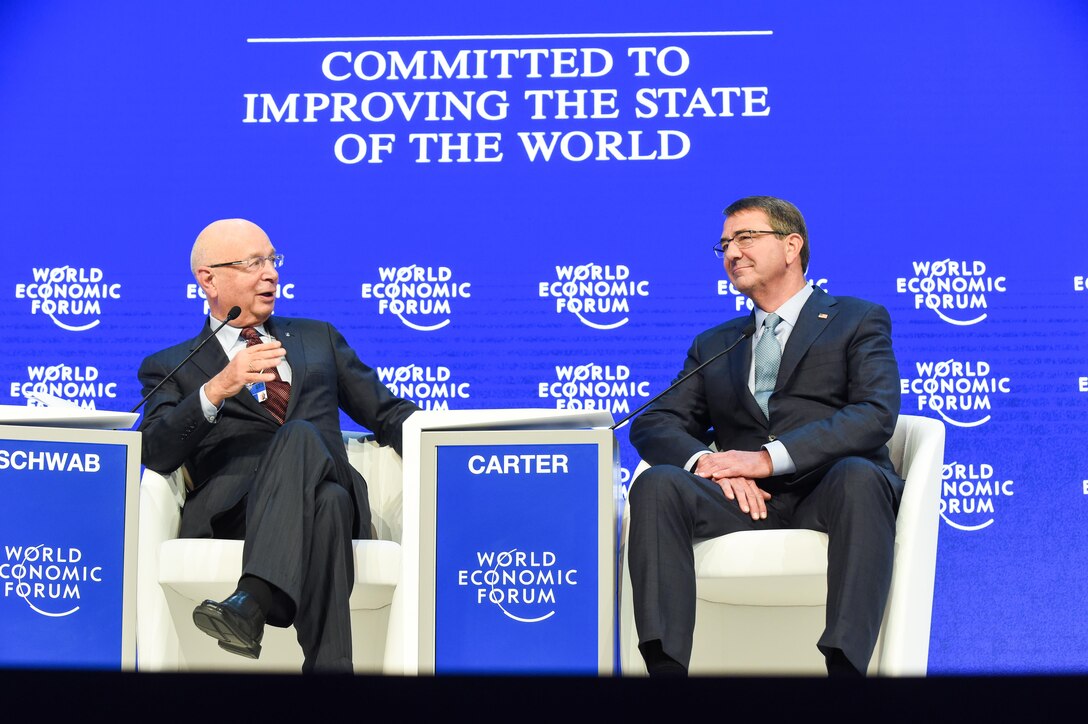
[629,465,689,516]
[823,457,894,509]
[315,483,353,525]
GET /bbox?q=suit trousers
[628,456,898,673]
[215,420,356,674]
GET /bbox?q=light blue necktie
[754,313,782,418]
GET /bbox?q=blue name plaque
[431,440,608,674]
[0,427,139,669]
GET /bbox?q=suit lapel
[726,315,765,423]
[188,320,229,382]
[777,288,838,388]
[267,317,306,421]
[189,319,276,422]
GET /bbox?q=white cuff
[762,440,796,475]
[684,450,712,473]
[199,384,222,423]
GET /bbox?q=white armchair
[136,434,406,673]
[618,414,945,676]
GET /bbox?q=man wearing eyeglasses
[137,218,419,673]
[628,196,903,678]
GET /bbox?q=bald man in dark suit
[138,219,418,673]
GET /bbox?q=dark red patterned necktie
[239,326,290,424]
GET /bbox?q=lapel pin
[818,313,828,319]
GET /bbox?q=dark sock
[236,575,294,625]
[640,639,688,678]
[825,648,864,678]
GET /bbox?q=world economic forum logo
[457,548,577,623]
[896,259,1005,326]
[538,263,649,330]
[537,362,650,416]
[8,364,119,409]
[376,364,470,410]
[14,266,122,331]
[900,358,1010,428]
[360,265,470,331]
[1,544,103,617]
[940,461,1014,532]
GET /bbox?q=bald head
[190,218,280,327]
[190,218,271,276]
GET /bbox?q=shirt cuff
[762,440,796,475]
[199,384,222,423]
[685,450,711,473]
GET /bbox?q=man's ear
[783,233,803,265]
[194,267,217,301]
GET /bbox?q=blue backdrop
[2,0,1087,674]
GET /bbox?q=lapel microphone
[130,305,242,413]
[609,322,756,431]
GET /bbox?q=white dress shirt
[686,282,814,475]
[199,318,292,421]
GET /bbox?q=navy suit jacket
[631,287,904,497]
[137,316,419,539]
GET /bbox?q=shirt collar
[754,282,814,331]
[210,316,268,349]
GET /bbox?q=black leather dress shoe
[192,590,265,659]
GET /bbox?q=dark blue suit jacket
[138,316,419,538]
[631,287,904,497]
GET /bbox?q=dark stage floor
[2,670,1081,722]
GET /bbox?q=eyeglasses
[208,254,284,271]
[712,230,788,258]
